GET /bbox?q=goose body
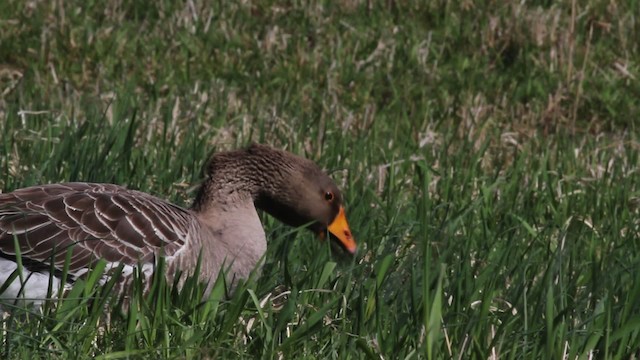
[0,144,356,306]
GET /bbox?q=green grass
[1,0,639,358]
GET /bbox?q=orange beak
[326,206,357,254]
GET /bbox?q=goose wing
[0,182,192,274]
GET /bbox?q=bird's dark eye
[324,191,334,202]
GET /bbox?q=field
[1,0,639,358]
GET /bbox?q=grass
[1,0,639,358]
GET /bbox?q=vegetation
[1,0,638,358]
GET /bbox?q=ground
[0,0,639,358]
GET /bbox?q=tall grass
[1,0,639,358]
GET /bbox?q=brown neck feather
[190,144,296,212]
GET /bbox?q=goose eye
[324,191,334,202]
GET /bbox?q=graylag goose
[0,143,356,306]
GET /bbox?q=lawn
[1,0,639,358]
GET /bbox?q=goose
[0,143,356,307]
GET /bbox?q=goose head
[196,143,357,254]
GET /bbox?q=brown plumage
[0,143,356,305]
